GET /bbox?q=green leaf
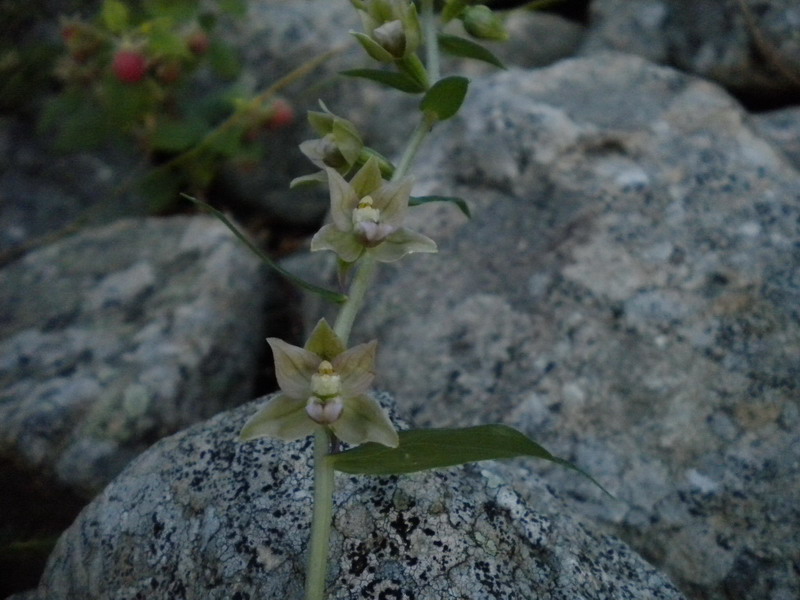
[102,0,129,33]
[420,76,469,122]
[182,194,347,304]
[409,195,471,219]
[340,69,426,94]
[207,40,241,79]
[328,424,612,497]
[150,117,206,152]
[438,34,506,69]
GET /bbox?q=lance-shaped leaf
[341,68,427,94]
[327,424,612,497]
[438,34,506,69]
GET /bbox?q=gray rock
[296,53,799,600]
[582,0,800,98]
[0,216,270,498]
[31,392,686,600]
[751,106,800,170]
[0,117,149,258]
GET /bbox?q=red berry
[266,99,295,130]
[112,50,148,84]
[187,30,210,55]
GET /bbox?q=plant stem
[333,253,377,346]
[305,428,335,600]
[420,0,440,82]
[392,114,435,181]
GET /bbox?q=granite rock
[297,53,799,600]
[0,216,270,498]
[30,392,686,600]
[751,106,800,171]
[582,0,800,100]
[0,117,148,257]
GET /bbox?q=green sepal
[304,318,346,361]
[409,195,471,219]
[182,194,347,304]
[420,76,469,122]
[358,147,395,178]
[396,54,429,91]
[340,69,426,94]
[328,424,613,497]
[438,34,506,69]
[351,31,395,62]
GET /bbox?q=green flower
[310,156,437,263]
[351,0,422,61]
[240,319,399,447]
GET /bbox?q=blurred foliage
[34,0,295,212]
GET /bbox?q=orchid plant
[192,2,607,599]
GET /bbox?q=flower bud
[372,20,406,58]
[462,5,509,42]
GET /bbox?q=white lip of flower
[352,196,396,244]
[306,395,344,424]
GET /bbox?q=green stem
[333,253,377,346]
[392,114,435,181]
[420,0,440,82]
[305,428,335,600]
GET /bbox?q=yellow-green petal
[311,224,365,263]
[332,394,399,447]
[239,394,317,442]
[267,338,319,398]
[370,227,437,262]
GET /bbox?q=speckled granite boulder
[30,392,686,600]
[294,53,800,600]
[582,0,800,99]
[751,106,800,171]
[0,216,270,498]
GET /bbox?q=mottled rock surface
[30,392,686,600]
[0,117,148,256]
[751,106,800,171]
[582,0,800,99]
[296,53,800,600]
[0,216,270,497]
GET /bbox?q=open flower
[240,319,399,447]
[310,156,437,263]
